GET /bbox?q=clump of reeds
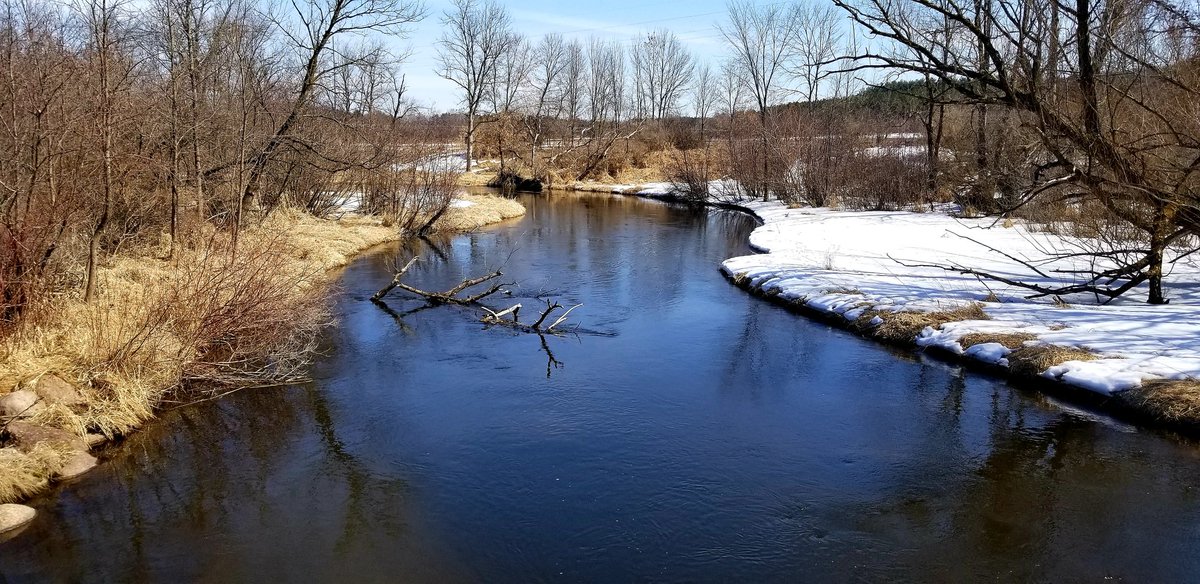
[1007,344,1098,377]
[869,303,990,345]
[1121,380,1200,426]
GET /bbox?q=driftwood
[371,256,582,333]
[371,257,506,305]
[370,257,583,380]
[480,299,582,334]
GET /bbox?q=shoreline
[0,194,525,530]
[599,184,1200,438]
[461,170,1200,435]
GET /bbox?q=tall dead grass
[1007,345,1098,377]
[0,213,370,436]
[0,197,521,502]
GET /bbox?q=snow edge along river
[597,179,1200,431]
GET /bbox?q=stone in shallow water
[0,504,36,535]
[35,375,86,408]
[58,451,98,480]
[5,421,88,452]
[0,390,42,418]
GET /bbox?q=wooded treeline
[436,0,1200,304]
[0,0,450,325]
[3,0,1199,322]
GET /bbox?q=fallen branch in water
[371,256,507,305]
[480,299,582,334]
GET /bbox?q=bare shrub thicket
[0,0,429,326]
[839,152,931,211]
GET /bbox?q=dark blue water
[3,192,1200,582]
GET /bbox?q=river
[2,191,1200,582]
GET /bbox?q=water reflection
[3,192,1200,583]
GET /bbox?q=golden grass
[263,208,397,269]
[958,332,1037,350]
[1123,380,1200,426]
[0,213,379,437]
[435,194,526,232]
[0,195,523,502]
[869,303,990,344]
[457,165,500,187]
[1007,344,1098,377]
[0,443,73,503]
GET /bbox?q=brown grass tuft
[1007,344,1097,377]
[958,332,1037,350]
[1122,380,1200,425]
[0,443,73,503]
[870,303,990,344]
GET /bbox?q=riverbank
[595,182,1200,433]
[0,194,524,514]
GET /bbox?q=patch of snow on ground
[450,199,475,208]
[712,200,1200,395]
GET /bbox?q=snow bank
[712,200,1200,395]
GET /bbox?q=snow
[862,145,926,158]
[450,199,476,208]
[605,179,1200,397]
[711,200,1200,395]
[630,179,745,202]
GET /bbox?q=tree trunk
[1146,204,1175,305]
[465,112,475,172]
[759,109,769,202]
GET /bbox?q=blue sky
[398,0,734,111]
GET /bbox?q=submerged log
[372,257,582,342]
[371,256,506,305]
[480,299,582,334]
[371,257,419,301]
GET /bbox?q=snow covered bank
[717,201,1200,397]
[603,180,1200,427]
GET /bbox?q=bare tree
[790,2,843,102]
[80,0,133,301]
[524,33,567,176]
[560,38,585,147]
[718,56,744,164]
[238,0,424,216]
[0,0,85,319]
[437,0,513,171]
[719,0,802,199]
[630,28,694,120]
[834,0,1200,304]
[574,37,632,179]
[690,62,716,142]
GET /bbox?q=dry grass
[456,161,500,187]
[264,209,396,269]
[958,332,1037,350]
[1007,344,1098,377]
[0,196,523,502]
[1123,380,1200,426]
[869,303,990,344]
[0,442,73,503]
[611,148,683,184]
[435,194,526,233]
